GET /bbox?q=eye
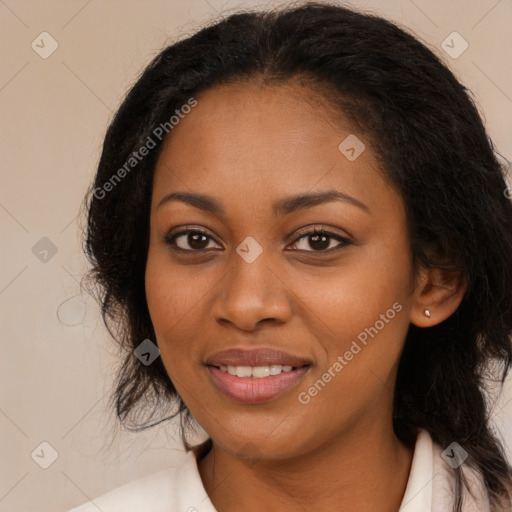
[163,225,352,254]
[287,225,352,253]
[164,227,221,252]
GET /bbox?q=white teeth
[252,366,270,378]
[236,366,252,378]
[270,364,282,375]
[218,364,296,378]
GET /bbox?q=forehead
[151,81,396,215]
[156,80,356,165]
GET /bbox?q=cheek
[145,244,205,325]
[145,264,179,331]
[145,251,199,364]
[296,240,411,337]
[293,237,412,396]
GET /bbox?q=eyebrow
[157,190,370,216]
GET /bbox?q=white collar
[68,428,490,511]
[399,428,433,511]
[181,428,490,512]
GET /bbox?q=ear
[410,266,467,328]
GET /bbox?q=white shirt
[66,429,490,512]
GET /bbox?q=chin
[207,427,311,461]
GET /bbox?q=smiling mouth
[206,363,312,404]
[207,363,310,378]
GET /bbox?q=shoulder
[65,467,178,512]
[430,434,492,512]
[404,428,495,511]
[67,452,209,512]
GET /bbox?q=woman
[68,2,512,511]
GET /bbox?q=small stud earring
[424,309,431,318]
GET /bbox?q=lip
[207,365,311,404]
[204,347,313,367]
[204,347,313,404]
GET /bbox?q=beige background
[1,1,511,511]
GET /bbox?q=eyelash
[163,225,352,254]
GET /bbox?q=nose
[211,249,293,332]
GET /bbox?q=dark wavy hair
[81,2,512,510]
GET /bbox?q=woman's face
[145,81,416,459]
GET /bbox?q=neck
[197,421,416,512]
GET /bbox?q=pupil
[189,233,209,249]
[310,234,329,250]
